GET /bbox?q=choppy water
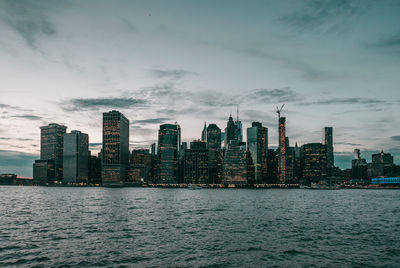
[0,187,399,267]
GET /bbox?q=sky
[0,0,399,177]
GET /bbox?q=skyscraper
[247,122,268,184]
[222,140,247,185]
[224,115,236,148]
[301,143,327,184]
[323,127,334,168]
[184,140,209,184]
[277,117,286,183]
[207,123,222,184]
[63,130,89,183]
[40,123,67,181]
[201,122,207,142]
[102,110,129,186]
[157,123,181,184]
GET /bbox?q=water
[0,187,399,267]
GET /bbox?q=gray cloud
[248,87,302,103]
[0,0,57,49]
[134,118,170,125]
[281,0,360,32]
[0,149,38,167]
[62,97,147,111]
[391,136,400,141]
[11,114,42,120]
[150,68,197,80]
[297,97,387,106]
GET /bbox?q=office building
[33,159,55,184]
[222,140,247,185]
[207,123,222,184]
[301,143,327,184]
[102,110,129,186]
[63,130,89,183]
[184,140,209,184]
[247,122,268,184]
[157,123,181,184]
[323,127,334,168]
[40,123,67,181]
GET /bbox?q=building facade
[323,127,334,169]
[222,140,247,185]
[277,117,286,183]
[63,130,89,183]
[157,123,181,184]
[102,110,130,186]
[301,143,327,184]
[40,123,67,182]
[247,122,268,184]
[207,123,222,184]
[184,140,209,184]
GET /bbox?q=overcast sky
[0,0,399,177]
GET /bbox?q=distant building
[224,115,236,148]
[323,127,334,169]
[131,149,153,183]
[222,140,247,185]
[157,123,181,184]
[40,123,67,182]
[33,159,55,184]
[247,122,268,184]
[0,174,17,185]
[201,122,207,142]
[88,154,102,185]
[63,130,89,183]
[277,117,286,183]
[368,150,394,178]
[267,149,278,183]
[184,140,209,184]
[352,149,367,181]
[102,111,129,186]
[301,143,327,184]
[207,123,222,184]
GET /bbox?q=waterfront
[0,187,399,267]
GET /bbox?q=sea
[0,187,399,267]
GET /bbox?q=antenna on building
[276,104,285,118]
[236,104,239,122]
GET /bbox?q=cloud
[134,118,170,125]
[248,87,302,103]
[297,97,387,106]
[281,0,360,32]
[0,149,38,167]
[391,136,400,141]
[11,114,42,120]
[62,97,147,111]
[0,0,58,49]
[150,68,197,80]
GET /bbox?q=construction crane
[276,104,285,118]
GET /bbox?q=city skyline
[1,0,400,177]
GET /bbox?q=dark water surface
[0,187,399,267]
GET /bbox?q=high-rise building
[184,140,209,184]
[222,140,247,185]
[157,123,181,184]
[33,159,55,184]
[247,122,268,184]
[301,143,327,184]
[224,115,236,148]
[368,150,394,178]
[352,149,367,181]
[277,117,286,183]
[88,153,102,185]
[201,122,207,142]
[102,110,129,186]
[63,130,89,183]
[323,127,334,168]
[267,149,278,183]
[40,123,67,182]
[131,149,153,183]
[207,123,222,184]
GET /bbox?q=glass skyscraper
[157,123,181,184]
[247,122,268,184]
[102,110,129,186]
[40,123,67,182]
[63,130,89,183]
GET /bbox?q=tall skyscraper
[301,143,327,184]
[184,140,209,184]
[63,130,89,183]
[222,140,247,185]
[247,122,268,184]
[277,117,286,183]
[207,123,222,184]
[201,122,207,142]
[102,110,129,186]
[323,127,334,168]
[224,114,236,148]
[157,123,181,184]
[40,123,67,181]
